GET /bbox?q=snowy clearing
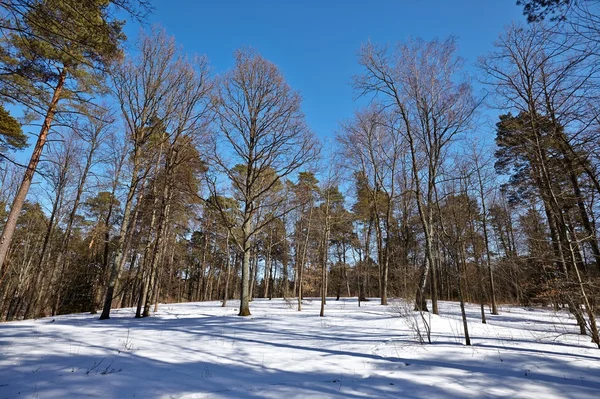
[0,298,599,398]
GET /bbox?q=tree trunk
[23,191,62,319]
[99,165,145,320]
[282,251,288,299]
[239,216,252,316]
[0,67,67,269]
[249,247,259,301]
[566,231,600,347]
[51,133,99,315]
[458,244,471,346]
[222,231,231,307]
[320,196,331,317]
[143,176,172,317]
[431,235,439,314]
[297,205,313,312]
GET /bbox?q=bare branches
[206,48,320,316]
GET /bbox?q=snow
[1,298,599,398]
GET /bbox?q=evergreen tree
[0,0,127,269]
[0,105,26,156]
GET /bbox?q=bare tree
[100,28,210,319]
[23,131,79,318]
[355,37,477,312]
[48,106,113,315]
[338,107,403,305]
[207,49,319,316]
[481,22,600,346]
[140,56,212,317]
[468,140,500,315]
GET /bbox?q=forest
[0,0,599,353]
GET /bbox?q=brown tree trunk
[297,206,313,312]
[51,130,100,315]
[239,216,252,316]
[458,244,471,346]
[222,231,231,307]
[320,195,331,317]
[100,168,146,320]
[479,190,498,315]
[0,67,67,275]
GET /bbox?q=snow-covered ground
[0,298,599,398]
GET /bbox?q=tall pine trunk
[0,67,67,269]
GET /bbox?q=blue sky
[3,1,528,213]
[9,1,527,172]
[121,0,525,147]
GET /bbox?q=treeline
[0,1,599,346]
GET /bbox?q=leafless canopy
[210,48,320,223]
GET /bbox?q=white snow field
[0,299,599,399]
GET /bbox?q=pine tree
[0,105,26,156]
[0,0,126,269]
